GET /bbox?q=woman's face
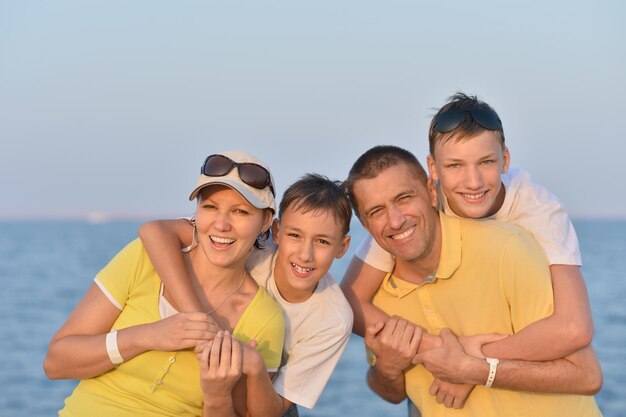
[194,185,271,269]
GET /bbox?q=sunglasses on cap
[201,154,275,196]
[432,107,503,133]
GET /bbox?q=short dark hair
[279,173,352,236]
[428,92,506,156]
[343,145,428,215]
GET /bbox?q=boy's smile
[272,207,349,303]
[428,130,510,219]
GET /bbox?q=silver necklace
[207,270,246,315]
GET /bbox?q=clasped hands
[365,316,506,409]
[149,312,263,399]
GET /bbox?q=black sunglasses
[432,107,503,133]
[201,154,275,196]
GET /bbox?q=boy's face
[272,206,350,302]
[428,130,510,219]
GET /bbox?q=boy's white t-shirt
[246,241,353,409]
[356,167,582,272]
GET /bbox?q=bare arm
[340,257,390,336]
[242,345,284,417]
[482,265,593,360]
[415,328,602,395]
[138,219,203,312]
[44,283,216,379]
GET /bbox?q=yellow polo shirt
[372,214,601,417]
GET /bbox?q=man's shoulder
[455,217,547,264]
[456,215,531,238]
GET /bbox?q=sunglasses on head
[201,154,275,196]
[432,107,503,133]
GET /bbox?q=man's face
[428,130,510,219]
[353,162,439,263]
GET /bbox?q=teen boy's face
[428,130,510,219]
[272,207,350,303]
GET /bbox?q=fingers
[231,336,243,373]
[408,325,423,355]
[200,341,213,373]
[209,331,223,369]
[221,331,232,371]
[429,378,441,396]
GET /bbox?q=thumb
[439,328,461,346]
[475,333,509,346]
[248,339,258,348]
[365,321,385,339]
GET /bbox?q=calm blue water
[0,219,624,416]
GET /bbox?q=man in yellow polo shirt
[343,145,602,417]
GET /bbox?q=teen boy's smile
[272,207,349,303]
[428,130,510,219]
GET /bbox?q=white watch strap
[106,330,124,365]
[485,357,499,388]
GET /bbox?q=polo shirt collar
[380,214,462,298]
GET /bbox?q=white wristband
[484,357,499,388]
[106,330,124,365]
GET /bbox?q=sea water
[0,219,624,416]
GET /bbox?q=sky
[1,1,625,221]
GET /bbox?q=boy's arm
[481,264,593,360]
[241,346,285,417]
[138,219,203,312]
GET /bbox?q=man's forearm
[366,365,407,404]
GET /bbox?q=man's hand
[365,316,423,379]
[413,328,485,385]
[429,378,474,409]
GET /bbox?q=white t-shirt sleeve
[273,320,351,409]
[500,168,582,266]
[354,233,395,272]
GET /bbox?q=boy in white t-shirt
[139,173,353,417]
[340,93,594,401]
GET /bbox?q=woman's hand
[200,331,244,397]
[146,312,219,351]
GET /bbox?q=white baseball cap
[189,150,276,213]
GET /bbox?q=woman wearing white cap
[44,151,285,417]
